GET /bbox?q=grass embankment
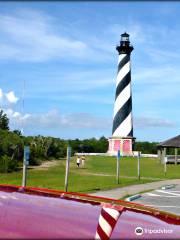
[0,156,179,193]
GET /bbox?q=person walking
[81,156,85,167]
[76,156,81,168]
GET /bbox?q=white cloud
[5,91,19,103]
[133,66,174,83]
[5,106,176,136]
[0,88,19,105]
[3,108,31,133]
[107,19,180,65]
[0,88,3,99]
[56,94,113,105]
[107,22,147,45]
[0,10,86,62]
[59,70,114,91]
[134,116,176,128]
[0,9,109,62]
[5,108,111,133]
[20,68,116,100]
[26,110,111,130]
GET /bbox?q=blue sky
[0,2,179,141]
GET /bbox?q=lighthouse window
[122,36,129,42]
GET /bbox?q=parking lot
[133,184,180,215]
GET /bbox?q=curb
[125,194,141,202]
[161,184,176,190]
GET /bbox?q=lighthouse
[108,32,135,156]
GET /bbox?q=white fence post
[137,151,141,180]
[65,146,71,192]
[22,146,30,187]
[116,150,120,184]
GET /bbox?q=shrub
[0,155,18,173]
[29,157,42,166]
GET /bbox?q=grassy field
[0,156,179,193]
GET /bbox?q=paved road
[90,179,180,199]
[133,184,180,215]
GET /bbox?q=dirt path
[32,160,164,181]
[70,170,162,181]
[29,161,180,200]
[30,160,60,170]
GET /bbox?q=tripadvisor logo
[135,226,173,236]
[135,227,143,236]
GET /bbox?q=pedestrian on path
[81,155,85,167]
[76,156,81,168]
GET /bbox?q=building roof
[158,135,180,148]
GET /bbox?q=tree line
[0,109,171,173]
[0,110,67,172]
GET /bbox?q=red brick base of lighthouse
[108,137,135,156]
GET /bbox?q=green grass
[0,156,179,193]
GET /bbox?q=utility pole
[164,156,167,176]
[116,149,120,184]
[21,80,31,188]
[137,151,141,180]
[22,146,30,187]
[65,146,71,192]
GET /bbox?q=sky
[0,1,179,141]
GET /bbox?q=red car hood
[0,184,179,239]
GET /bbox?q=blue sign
[68,147,71,157]
[117,150,120,158]
[24,146,30,165]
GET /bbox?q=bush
[29,157,42,166]
[0,155,18,173]
[134,141,158,154]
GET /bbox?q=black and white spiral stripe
[112,53,133,137]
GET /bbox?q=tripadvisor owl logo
[135,227,144,236]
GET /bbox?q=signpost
[137,151,141,180]
[22,146,30,187]
[116,149,120,184]
[65,146,71,192]
[164,156,167,176]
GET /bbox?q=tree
[0,110,9,130]
[134,141,158,154]
[13,130,22,136]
